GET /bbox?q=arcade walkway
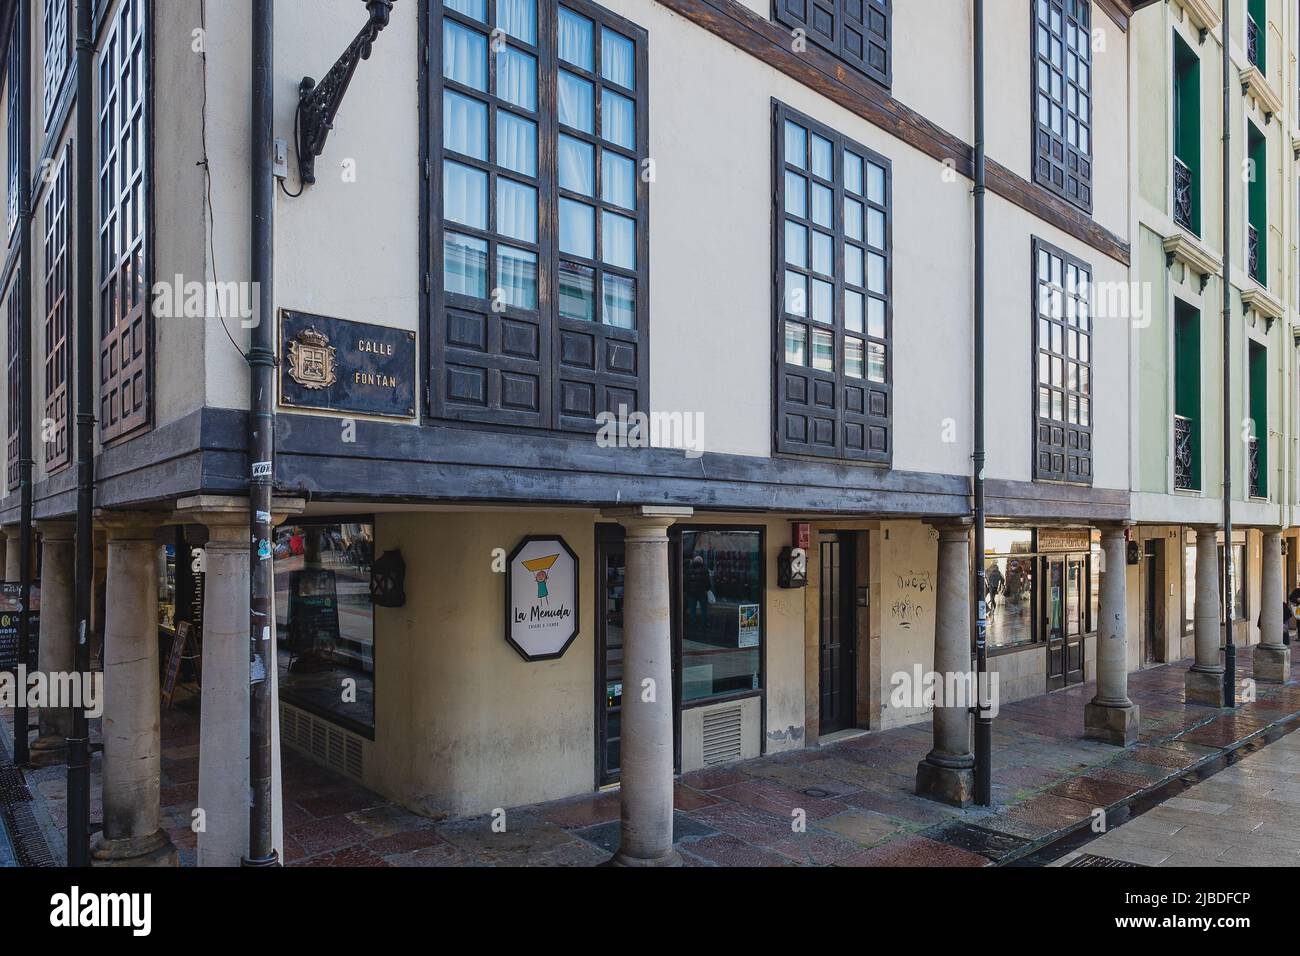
[3,647,1298,866]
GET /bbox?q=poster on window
[738,604,760,648]
[506,536,579,661]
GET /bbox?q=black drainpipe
[1220,0,1235,706]
[971,0,991,806]
[14,0,33,769]
[244,0,278,866]
[66,0,95,868]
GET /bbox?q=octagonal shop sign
[506,536,580,661]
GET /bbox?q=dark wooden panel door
[819,534,855,734]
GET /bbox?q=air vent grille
[702,706,744,766]
[279,703,365,782]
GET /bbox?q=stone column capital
[94,510,170,542]
[602,506,693,541]
[1094,520,1132,535]
[33,520,75,541]
[174,495,306,544]
[925,518,971,542]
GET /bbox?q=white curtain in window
[498,0,536,43]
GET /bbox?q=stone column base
[1084,700,1140,746]
[28,735,68,768]
[1255,644,1292,684]
[915,755,974,807]
[609,848,684,868]
[90,829,178,868]
[1185,668,1226,707]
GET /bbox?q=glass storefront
[984,529,1035,649]
[983,527,1097,652]
[274,521,376,735]
[679,528,763,702]
[1181,531,1247,626]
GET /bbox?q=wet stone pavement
[2,646,1298,866]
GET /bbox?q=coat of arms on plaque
[286,326,337,390]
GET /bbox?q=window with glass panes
[431,0,647,431]
[44,0,70,125]
[98,0,149,443]
[6,27,18,242]
[1032,0,1092,211]
[42,144,70,472]
[774,102,890,463]
[1033,238,1092,483]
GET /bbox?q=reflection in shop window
[680,529,762,702]
[984,529,1034,649]
[275,522,375,736]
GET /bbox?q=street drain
[922,820,1031,861]
[1065,853,1144,868]
[0,746,56,867]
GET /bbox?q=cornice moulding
[1241,65,1284,120]
[1175,0,1220,36]
[1162,232,1221,281]
[1241,284,1284,322]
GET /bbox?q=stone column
[1186,526,1226,706]
[1084,525,1140,745]
[604,505,692,866]
[175,495,302,866]
[29,522,75,767]
[91,512,177,867]
[1256,529,1290,682]
[2,524,19,582]
[915,521,974,807]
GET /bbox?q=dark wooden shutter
[1032,0,1092,211]
[42,144,71,472]
[5,271,18,492]
[97,0,149,443]
[775,0,891,89]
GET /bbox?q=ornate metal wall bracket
[295,0,396,186]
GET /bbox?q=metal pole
[14,0,33,768]
[971,0,991,806]
[244,0,278,867]
[67,0,96,867]
[1221,0,1235,707]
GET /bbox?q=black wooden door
[818,534,856,733]
[595,526,625,786]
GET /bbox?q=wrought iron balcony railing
[1174,414,1196,490]
[1173,156,1194,231]
[1247,15,1261,68]
[1248,223,1260,280]
[1248,435,1263,498]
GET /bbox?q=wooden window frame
[772,0,890,91]
[6,25,18,242]
[1032,237,1093,484]
[43,0,70,128]
[427,0,650,433]
[5,270,18,492]
[773,100,892,464]
[42,142,70,472]
[97,0,150,444]
[1032,0,1093,213]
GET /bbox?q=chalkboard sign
[0,583,40,672]
[287,569,340,673]
[162,621,191,709]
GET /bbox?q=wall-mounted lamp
[296,0,397,187]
